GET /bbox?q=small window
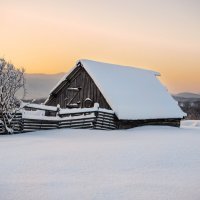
[84,98,93,108]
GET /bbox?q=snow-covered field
[0,124,200,200]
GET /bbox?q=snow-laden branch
[0,58,25,134]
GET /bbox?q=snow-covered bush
[0,58,25,134]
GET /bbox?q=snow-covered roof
[48,59,186,120]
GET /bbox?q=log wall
[117,118,181,129]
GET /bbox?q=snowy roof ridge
[78,59,160,76]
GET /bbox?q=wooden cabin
[45,59,186,129]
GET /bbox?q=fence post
[57,120,60,129]
[21,117,24,133]
[93,103,99,129]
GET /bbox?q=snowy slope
[0,125,200,200]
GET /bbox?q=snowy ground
[181,120,200,129]
[0,123,200,200]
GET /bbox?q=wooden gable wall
[46,63,111,110]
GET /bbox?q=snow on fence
[22,109,117,132]
[0,103,117,133]
[22,112,96,131]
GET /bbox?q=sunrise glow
[1,0,200,93]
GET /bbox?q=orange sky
[1,0,200,94]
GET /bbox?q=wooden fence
[0,106,118,134]
[0,122,4,134]
[94,111,118,130]
[0,113,23,134]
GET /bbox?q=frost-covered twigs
[0,58,25,134]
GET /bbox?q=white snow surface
[0,124,200,200]
[181,120,200,129]
[59,103,114,115]
[47,59,185,120]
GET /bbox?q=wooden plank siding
[117,118,181,129]
[46,63,111,110]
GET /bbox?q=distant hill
[172,92,200,120]
[173,92,200,103]
[18,73,65,100]
[174,92,200,99]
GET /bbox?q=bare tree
[0,58,25,134]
